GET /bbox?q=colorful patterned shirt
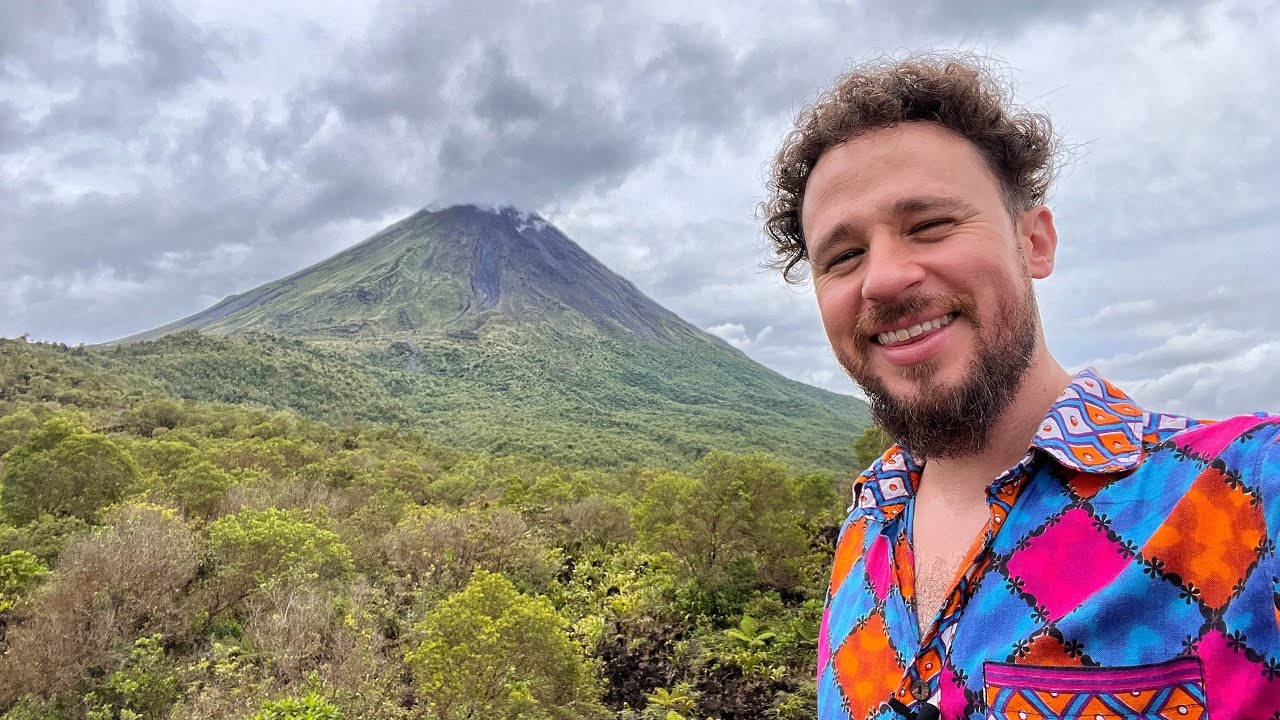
[817,369,1280,720]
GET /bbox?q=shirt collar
[852,368,1148,521]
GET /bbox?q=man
[763,55,1280,720]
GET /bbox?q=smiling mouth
[871,312,957,347]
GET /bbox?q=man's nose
[861,240,926,302]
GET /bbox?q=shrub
[404,571,608,720]
[0,504,199,706]
[206,509,353,615]
[83,635,178,720]
[0,550,49,614]
[247,693,344,720]
[388,505,555,591]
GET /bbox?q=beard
[838,283,1038,460]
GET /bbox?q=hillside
[106,205,867,473]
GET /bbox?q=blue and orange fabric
[817,369,1280,720]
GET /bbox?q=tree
[404,571,608,720]
[0,414,140,525]
[0,407,42,455]
[852,425,894,470]
[160,460,233,519]
[632,452,809,590]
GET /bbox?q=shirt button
[910,681,930,700]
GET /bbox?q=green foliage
[83,635,178,720]
[645,685,696,714]
[246,693,344,720]
[0,413,140,525]
[0,408,43,455]
[404,571,608,720]
[723,616,776,650]
[0,335,853,719]
[1,695,68,720]
[158,460,234,518]
[73,316,871,474]
[207,509,353,610]
[0,514,93,565]
[0,550,48,613]
[633,452,810,592]
[852,425,894,470]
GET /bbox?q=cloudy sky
[3,0,1278,418]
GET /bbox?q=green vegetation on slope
[0,342,896,720]
[0,330,866,474]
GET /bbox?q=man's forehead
[800,124,1000,242]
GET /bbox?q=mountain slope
[111,205,868,473]
[120,205,709,346]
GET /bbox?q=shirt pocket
[982,656,1207,720]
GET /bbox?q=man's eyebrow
[808,221,861,261]
[891,195,976,216]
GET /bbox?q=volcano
[112,205,868,472]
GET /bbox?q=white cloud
[706,322,773,351]
[1102,340,1280,418]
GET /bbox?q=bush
[206,509,353,616]
[83,635,178,720]
[633,452,809,592]
[0,550,48,614]
[0,514,93,565]
[388,505,555,591]
[0,504,199,707]
[247,693,344,720]
[404,571,608,720]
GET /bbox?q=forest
[0,336,890,720]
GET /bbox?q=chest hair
[914,545,969,632]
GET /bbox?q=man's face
[801,122,1053,457]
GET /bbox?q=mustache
[854,293,979,340]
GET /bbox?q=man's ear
[1019,205,1058,279]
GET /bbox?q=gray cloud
[0,0,109,80]
[1,0,1276,419]
[874,0,1208,35]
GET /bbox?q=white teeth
[875,313,955,346]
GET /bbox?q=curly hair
[763,53,1060,283]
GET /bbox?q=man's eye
[830,249,863,266]
[910,218,953,234]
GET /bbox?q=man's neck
[919,350,1072,497]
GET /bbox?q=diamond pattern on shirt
[833,610,904,720]
[1196,629,1280,718]
[1005,507,1131,622]
[816,369,1280,720]
[1140,462,1266,609]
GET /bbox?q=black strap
[888,698,941,720]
